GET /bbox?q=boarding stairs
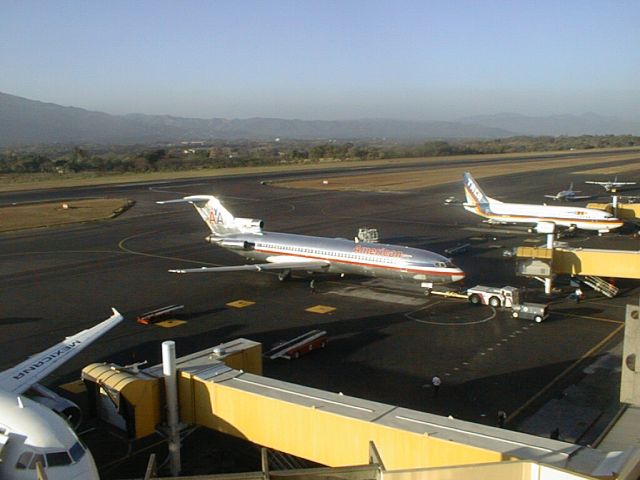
[581,276,619,298]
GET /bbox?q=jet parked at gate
[157,195,465,286]
[463,172,623,233]
[0,309,123,480]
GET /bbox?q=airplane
[585,176,637,192]
[157,195,465,286]
[462,172,624,233]
[0,309,123,480]
[544,182,591,202]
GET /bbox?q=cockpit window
[46,451,72,467]
[69,441,86,462]
[15,451,33,469]
[28,453,45,470]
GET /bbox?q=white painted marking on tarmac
[407,303,497,326]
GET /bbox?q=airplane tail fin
[158,195,239,235]
[463,172,491,208]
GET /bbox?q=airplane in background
[157,195,465,287]
[585,177,637,192]
[544,182,591,201]
[0,309,123,480]
[463,172,624,233]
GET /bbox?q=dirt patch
[0,198,134,232]
[275,152,640,192]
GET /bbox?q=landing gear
[278,270,292,282]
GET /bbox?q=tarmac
[0,152,638,478]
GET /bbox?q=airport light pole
[162,341,181,476]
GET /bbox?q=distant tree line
[1,135,639,175]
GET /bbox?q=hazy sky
[1,0,638,120]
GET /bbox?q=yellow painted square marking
[306,305,336,314]
[156,319,187,328]
[226,300,255,308]
[59,380,86,394]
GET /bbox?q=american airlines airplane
[463,172,624,233]
[585,176,637,192]
[0,309,123,480]
[157,195,465,286]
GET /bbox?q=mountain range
[1,91,639,147]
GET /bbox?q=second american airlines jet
[157,195,465,286]
[463,172,624,233]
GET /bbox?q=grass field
[2,148,638,232]
[2,147,639,193]
[274,152,640,192]
[0,198,133,232]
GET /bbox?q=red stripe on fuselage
[254,247,455,277]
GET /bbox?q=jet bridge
[82,339,640,479]
[516,246,640,281]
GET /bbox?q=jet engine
[219,239,255,250]
[30,383,82,429]
[234,218,264,231]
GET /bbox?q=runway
[1,156,638,476]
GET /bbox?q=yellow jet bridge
[516,246,640,279]
[82,339,639,479]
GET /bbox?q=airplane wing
[170,259,330,274]
[566,195,592,201]
[0,308,124,395]
[544,195,558,199]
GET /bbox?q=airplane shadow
[0,317,42,326]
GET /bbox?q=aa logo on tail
[209,209,223,224]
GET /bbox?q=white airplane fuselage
[0,309,122,480]
[0,391,99,480]
[467,201,622,231]
[210,231,465,284]
[463,172,624,232]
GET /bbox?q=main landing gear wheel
[278,270,292,282]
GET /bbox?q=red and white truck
[466,285,521,308]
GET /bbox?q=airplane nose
[451,270,466,282]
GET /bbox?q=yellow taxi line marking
[507,323,624,423]
[589,301,627,309]
[562,313,624,324]
[118,232,219,265]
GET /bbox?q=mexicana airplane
[585,176,637,192]
[544,182,591,202]
[0,309,123,480]
[463,172,624,233]
[157,195,465,286]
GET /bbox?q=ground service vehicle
[467,285,521,308]
[511,303,549,323]
[266,330,328,360]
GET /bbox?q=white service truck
[466,285,521,308]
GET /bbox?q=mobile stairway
[581,276,620,298]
